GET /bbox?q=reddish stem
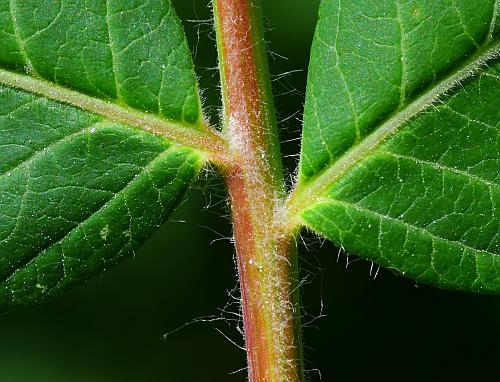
[214,1,304,381]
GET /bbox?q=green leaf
[295,0,500,292]
[0,0,207,311]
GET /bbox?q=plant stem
[213,1,304,381]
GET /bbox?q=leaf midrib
[286,39,500,223]
[0,68,229,163]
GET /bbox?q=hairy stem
[213,1,304,381]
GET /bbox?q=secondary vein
[311,198,497,257]
[104,0,123,101]
[1,144,184,285]
[8,0,39,77]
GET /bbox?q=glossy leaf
[296,0,500,292]
[0,0,205,311]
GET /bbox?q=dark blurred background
[1,1,499,381]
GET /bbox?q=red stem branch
[213,1,304,381]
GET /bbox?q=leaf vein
[8,0,39,77]
[2,144,188,285]
[287,40,500,220]
[0,120,105,178]
[105,0,122,101]
[382,151,499,189]
[395,0,408,104]
[308,198,497,256]
[0,71,228,162]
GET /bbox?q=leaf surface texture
[297,0,500,292]
[0,0,204,310]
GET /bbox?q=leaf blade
[0,0,210,311]
[0,86,204,311]
[297,0,500,292]
[2,0,201,124]
[299,0,497,183]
